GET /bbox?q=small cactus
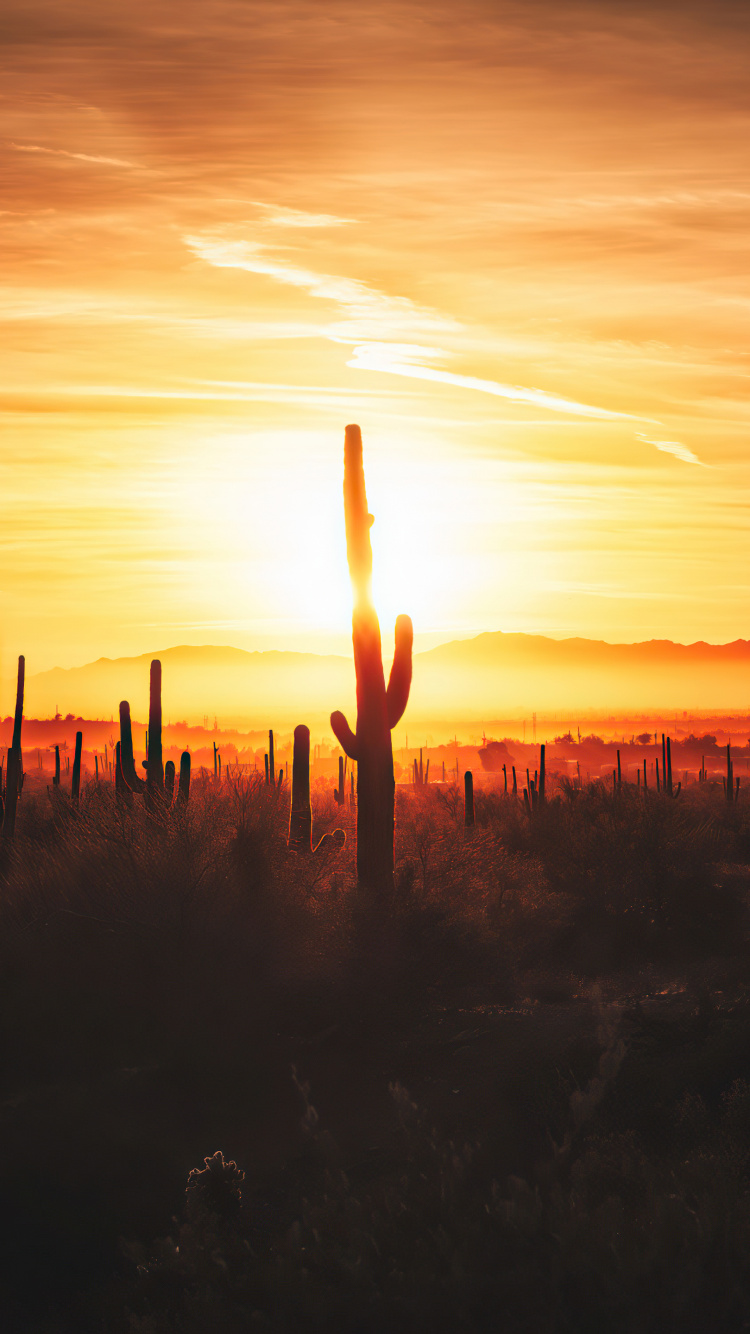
[176,751,191,808]
[165,759,175,803]
[289,724,312,851]
[72,731,82,803]
[464,770,475,827]
[723,743,739,803]
[334,754,345,805]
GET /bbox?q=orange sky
[2,0,750,693]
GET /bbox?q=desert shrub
[1,775,750,1329]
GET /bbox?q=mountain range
[18,632,750,725]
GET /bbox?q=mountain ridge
[18,631,750,722]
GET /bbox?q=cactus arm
[386,615,413,728]
[164,760,175,803]
[330,710,358,760]
[119,701,145,793]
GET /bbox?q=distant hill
[21,632,750,724]
[413,632,750,715]
[25,645,356,726]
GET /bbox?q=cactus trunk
[119,701,145,793]
[165,760,175,804]
[464,770,475,827]
[330,425,412,893]
[145,660,164,808]
[115,741,132,806]
[1,655,25,842]
[177,752,191,807]
[72,731,82,803]
[289,724,312,851]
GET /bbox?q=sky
[2,0,750,689]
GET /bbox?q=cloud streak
[347,342,644,420]
[635,433,708,467]
[11,143,136,167]
[185,235,648,422]
[252,202,356,228]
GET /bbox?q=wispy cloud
[347,342,643,421]
[252,202,356,228]
[635,432,708,467]
[184,235,646,422]
[11,143,136,168]
[183,235,456,341]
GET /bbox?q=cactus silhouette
[72,731,82,803]
[330,425,413,892]
[288,724,312,851]
[165,759,176,804]
[464,771,475,826]
[145,660,164,809]
[177,751,191,807]
[54,745,60,786]
[1,655,25,842]
[119,701,145,793]
[724,742,739,803]
[334,754,345,805]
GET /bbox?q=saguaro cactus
[177,751,191,808]
[289,724,312,851]
[720,741,736,800]
[330,424,413,892]
[464,770,475,827]
[334,754,345,805]
[1,655,25,841]
[146,659,164,808]
[72,731,82,803]
[119,701,145,793]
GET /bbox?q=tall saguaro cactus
[330,425,413,892]
[146,659,164,808]
[1,655,25,841]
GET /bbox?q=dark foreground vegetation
[2,773,750,1332]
